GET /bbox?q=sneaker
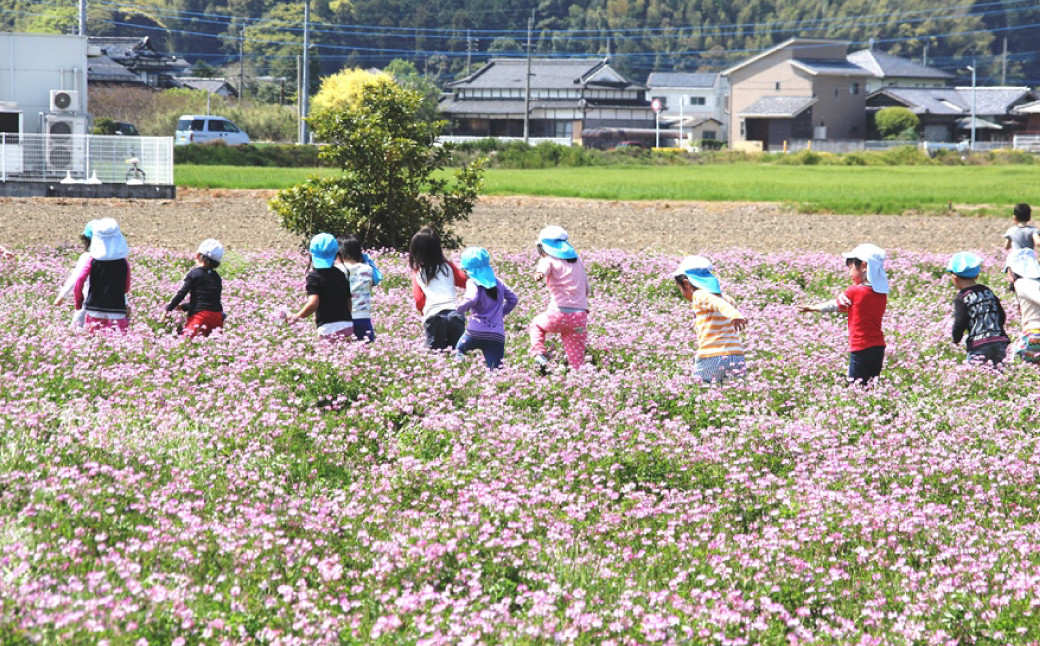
[534,353,551,374]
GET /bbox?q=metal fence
[0,133,173,184]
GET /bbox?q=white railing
[1013,134,1040,152]
[438,136,575,147]
[0,134,173,184]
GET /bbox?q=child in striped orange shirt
[673,255,748,383]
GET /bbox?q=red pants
[184,310,224,338]
[85,315,129,333]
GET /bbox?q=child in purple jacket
[456,247,519,369]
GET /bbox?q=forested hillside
[5,0,1039,85]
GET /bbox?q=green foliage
[269,82,485,249]
[174,143,320,166]
[875,107,921,140]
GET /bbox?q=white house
[645,72,728,142]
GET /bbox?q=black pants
[848,345,885,384]
[423,310,465,350]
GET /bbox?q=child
[288,233,353,340]
[799,243,888,384]
[53,220,96,328]
[530,226,591,371]
[1003,203,1040,251]
[336,235,381,343]
[164,239,225,338]
[456,247,519,369]
[672,255,748,383]
[946,252,1009,364]
[1005,247,1040,362]
[408,227,467,350]
[71,218,131,332]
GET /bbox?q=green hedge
[174,143,321,167]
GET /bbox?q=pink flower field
[1,246,1040,645]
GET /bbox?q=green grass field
[175,163,1040,214]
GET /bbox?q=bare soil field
[1,189,1004,254]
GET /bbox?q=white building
[645,72,728,142]
[1,32,89,136]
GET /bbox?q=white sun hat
[197,239,225,263]
[842,243,888,294]
[88,218,128,261]
[1006,247,1040,280]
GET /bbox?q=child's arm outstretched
[705,292,748,331]
[165,271,195,315]
[289,295,320,323]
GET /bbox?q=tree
[875,107,920,140]
[269,81,484,250]
[310,68,394,114]
[385,59,442,123]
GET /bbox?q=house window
[851,82,860,95]
[740,119,746,136]
[689,96,706,106]
[703,130,717,140]
[775,82,781,90]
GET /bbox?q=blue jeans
[456,333,506,369]
[848,345,885,384]
[423,310,465,350]
[693,354,746,383]
[967,341,1008,365]
[352,318,375,343]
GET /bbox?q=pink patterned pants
[530,309,588,369]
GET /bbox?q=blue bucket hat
[537,225,578,260]
[673,255,722,294]
[946,252,982,279]
[309,233,339,269]
[460,247,498,289]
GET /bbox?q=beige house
[722,38,871,150]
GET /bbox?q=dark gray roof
[956,116,1003,130]
[88,36,190,71]
[645,72,718,89]
[87,54,142,83]
[847,49,953,80]
[874,86,1036,116]
[439,97,651,115]
[450,58,643,91]
[955,86,1036,116]
[740,96,816,118]
[177,77,237,95]
[870,87,966,114]
[791,59,871,77]
[1014,100,1040,115]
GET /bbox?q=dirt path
[0,189,1004,254]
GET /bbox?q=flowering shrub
[1,247,1039,644]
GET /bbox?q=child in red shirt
[800,244,889,384]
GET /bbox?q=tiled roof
[450,58,643,91]
[645,72,718,89]
[439,97,650,115]
[739,96,816,118]
[847,49,953,80]
[1014,100,1040,115]
[956,116,1003,130]
[87,54,141,83]
[791,59,872,77]
[177,77,237,95]
[875,86,1036,116]
[955,86,1035,116]
[871,87,966,114]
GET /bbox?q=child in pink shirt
[530,226,591,371]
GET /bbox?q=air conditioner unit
[45,114,88,174]
[50,89,81,113]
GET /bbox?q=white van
[175,115,250,146]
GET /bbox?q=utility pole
[923,43,928,68]
[299,0,310,145]
[78,0,86,36]
[967,60,977,153]
[238,23,245,103]
[466,30,472,76]
[1002,36,1008,85]
[523,11,533,144]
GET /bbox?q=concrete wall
[0,33,88,134]
[809,76,868,140]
